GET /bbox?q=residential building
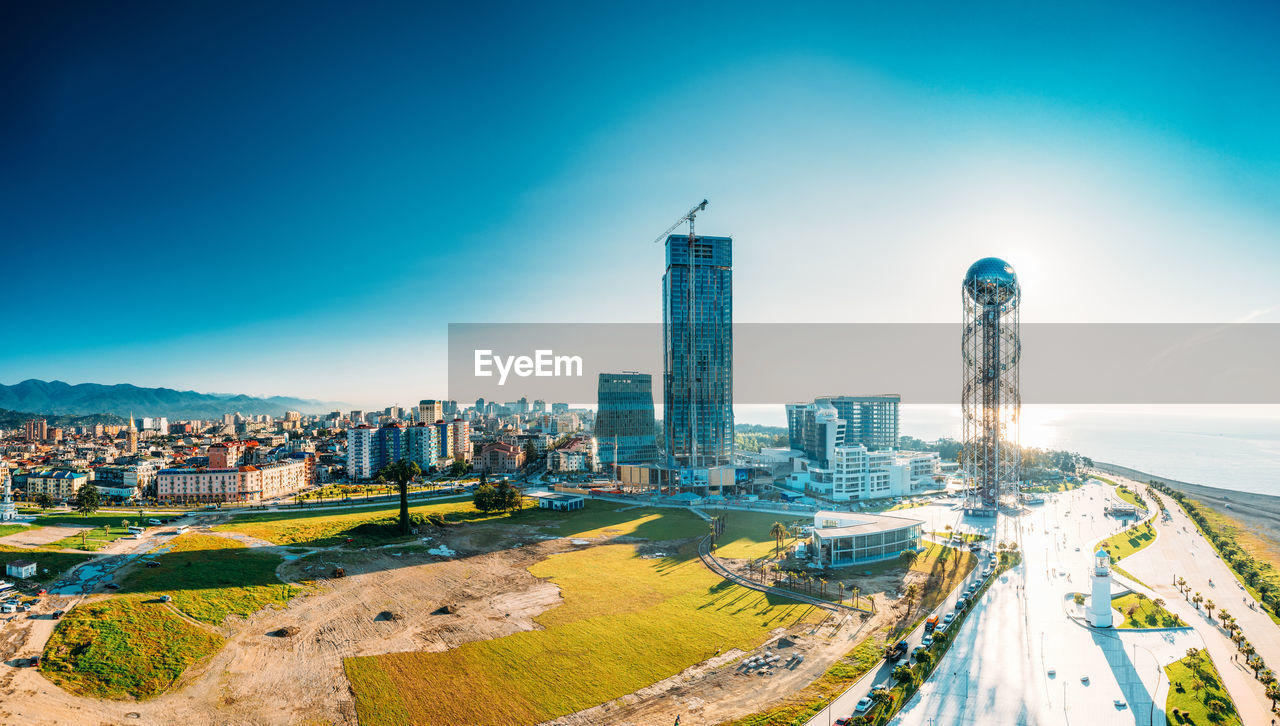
[406,423,442,470]
[818,395,899,450]
[24,418,47,442]
[474,441,524,473]
[596,372,658,471]
[783,446,941,501]
[25,470,89,500]
[417,400,443,424]
[448,418,471,462]
[156,456,313,503]
[663,233,733,469]
[347,426,376,479]
[547,436,597,473]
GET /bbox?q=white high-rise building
[347,426,375,480]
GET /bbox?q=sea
[735,404,1280,497]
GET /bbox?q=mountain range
[0,379,340,420]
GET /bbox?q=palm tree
[899,548,919,568]
[1153,598,1166,610]
[769,521,788,559]
[1266,682,1280,710]
[1206,599,1216,621]
[904,584,919,617]
[374,460,422,535]
[1193,592,1204,610]
[851,585,861,609]
[867,594,876,613]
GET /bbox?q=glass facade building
[817,395,900,450]
[663,234,733,469]
[596,372,658,469]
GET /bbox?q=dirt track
[0,526,578,726]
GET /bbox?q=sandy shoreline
[1095,460,1280,552]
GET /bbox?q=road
[1120,484,1280,721]
[805,540,998,726]
[886,479,1209,725]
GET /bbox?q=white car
[922,634,934,646]
[855,697,873,712]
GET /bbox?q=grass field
[344,542,823,726]
[0,523,29,538]
[702,508,808,560]
[212,496,492,546]
[41,596,224,699]
[123,533,300,625]
[1098,521,1157,561]
[1164,651,1241,726]
[0,545,95,583]
[1112,592,1182,628]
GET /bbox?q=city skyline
[6,2,1280,405]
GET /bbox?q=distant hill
[0,408,126,430]
[0,379,339,420]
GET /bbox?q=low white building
[527,490,586,511]
[784,447,941,502]
[809,511,923,566]
[6,560,36,579]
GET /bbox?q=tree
[899,548,919,568]
[76,483,101,516]
[866,594,876,613]
[373,460,422,535]
[1154,598,1166,610]
[892,664,914,685]
[1206,599,1216,621]
[35,492,53,511]
[904,584,919,616]
[769,522,788,559]
[1266,682,1280,709]
[523,441,538,468]
[473,483,498,512]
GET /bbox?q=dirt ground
[542,556,932,726]
[0,525,93,548]
[0,524,582,726]
[0,517,925,726]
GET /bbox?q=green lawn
[703,508,808,560]
[41,596,224,699]
[0,523,29,538]
[1098,521,1157,561]
[212,496,491,546]
[1115,485,1144,509]
[0,545,95,584]
[122,533,300,625]
[344,543,823,726]
[1165,651,1241,726]
[1113,592,1182,628]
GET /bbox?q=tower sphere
[963,257,1019,305]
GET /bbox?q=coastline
[1095,460,1280,553]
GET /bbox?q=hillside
[0,380,337,419]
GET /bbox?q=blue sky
[3,1,1280,406]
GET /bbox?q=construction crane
[653,199,709,470]
[651,199,709,245]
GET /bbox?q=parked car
[159,595,172,603]
[922,634,934,647]
[52,610,64,619]
[943,612,956,625]
[28,655,39,668]
[145,560,161,568]
[854,696,873,712]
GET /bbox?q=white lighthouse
[1087,548,1113,627]
[0,462,15,522]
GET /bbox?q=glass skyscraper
[663,234,733,469]
[595,372,658,469]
